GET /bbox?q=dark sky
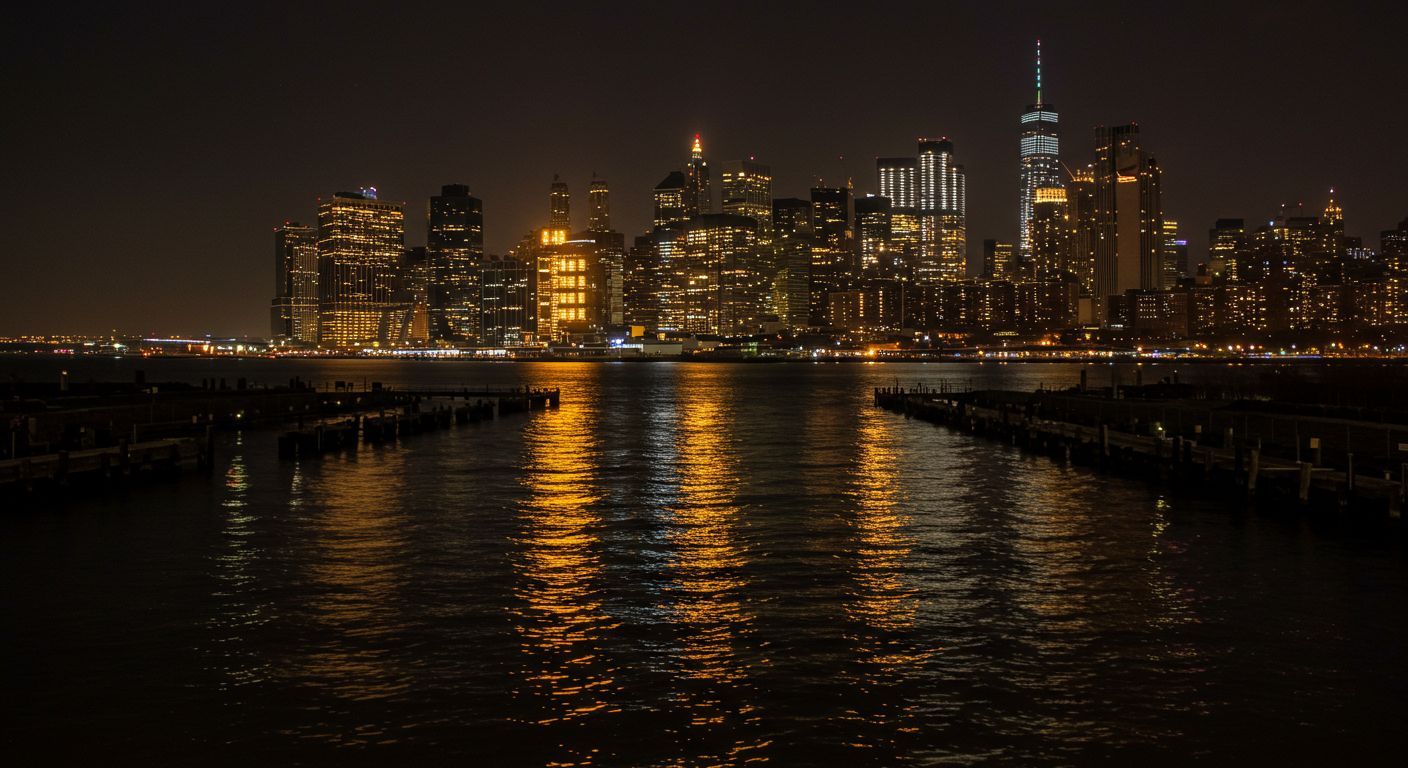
[5,1,1405,337]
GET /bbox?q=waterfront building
[1029,187,1070,281]
[315,189,407,347]
[480,253,532,346]
[1018,40,1063,260]
[270,221,319,344]
[1208,218,1248,283]
[1092,124,1163,320]
[810,185,853,325]
[1383,217,1408,274]
[772,197,813,330]
[1066,166,1097,296]
[427,184,484,343]
[681,214,762,335]
[1161,219,1187,289]
[625,233,663,330]
[400,245,432,343]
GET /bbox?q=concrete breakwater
[874,384,1406,519]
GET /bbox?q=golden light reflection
[208,433,274,691]
[513,396,618,735]
[295,445,413,725]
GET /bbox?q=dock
[874,384,1407,518]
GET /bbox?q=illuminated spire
[1323,187,1343,224]
[1035,39,1043,106]
[691,133,703,159]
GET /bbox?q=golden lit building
[719,160,772,239]
[271,221,319,344]
[316,189,406,348]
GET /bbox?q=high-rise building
[771,197,813,330]
[917,138,966,283]
[1208,218,1247,283]
[1019,40,1063,259]
[1029,187,1071,281]
[549,175,571,232]
[685,133,712,216]
[480,254,531,346]
[587,175,610,232]
[427,184,484,343]
[1161,219,1188,288]
[625,233,664,330]
[1093,124,1163,319]
[720,160,773,238]
[855,195,892,273]
[1066,166,1097,296]
[270,221,319,344]
[877,157,917,210]
[315,189,407,347]
[681,214,762,335]
[1382,217,1408,274]
[810,185,853,325]
[653,171,689,228]
[982,240,1016,281]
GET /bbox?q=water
[3,361,1405,764]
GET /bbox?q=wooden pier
[875,386,1406,518]
[0,432,211,495]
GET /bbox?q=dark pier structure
[875,377,1408,519]
[1,373,560,497]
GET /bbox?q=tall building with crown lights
[685,134,712,216]
[1019,40,1063,261]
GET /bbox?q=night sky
[5,1,1405,337]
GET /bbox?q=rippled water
[2,361,1405,764]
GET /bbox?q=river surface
[2,360,1405,765]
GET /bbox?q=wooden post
[1248,448,1260,494]
[1299,462,1313,504]
[1100,424,1109,457]
[1346,452,1355,493]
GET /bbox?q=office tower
[855,195,892,273]
[878,157,921,276]
[654,225,689,331]
[877,157,917,209]
[917,137,966,283]
[587,175,610,232]
[1208,218,1247,283]
[1019,40,1063,259]
[720,160,773,238]
[583,229,625,327]
[1093,124,1163,318]
[1382,217,1408,274]
[398,246,431,344]
[810,185,853,325]
[316,189,406,347]
[1161,219,1188,288]
[982,240,1015,281]
[772,197,812,240]
[1066,166,1097,295]
[1029,187,1071,280]
[549,175,571,232]
[270,221,319,344]
[427,184,484,343]
[480,254,531,346]
[653,171,690,228]
[771,197,813,329]
[681,214,761,335]
[625,234,663,330]
[540,238,608,342]
[685,133,712,216]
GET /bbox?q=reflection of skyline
[295,446,413,723]
[512,394,619,739]
[206,433,275,692]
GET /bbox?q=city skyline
[5,1,1406,336]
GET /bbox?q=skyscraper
[877,157,917,209]
[480,253,531,346]
[427,184,484,343]
[1019,40,1063,259]
[771,197,813,330]
[982,240,1015,281]
[315,189,406,347]
[917,138,966,283]
[681,214,762,335]
[653,171,689,228]
[855,195,892,273]
[1093,124,1163,318]
[684,134,712,216]
[587,175,610,231]
[1029,187,1071,280]
[549,175,571,232]
[809,185,853,325]
[270,221,319,344]
[719,159,773,238]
